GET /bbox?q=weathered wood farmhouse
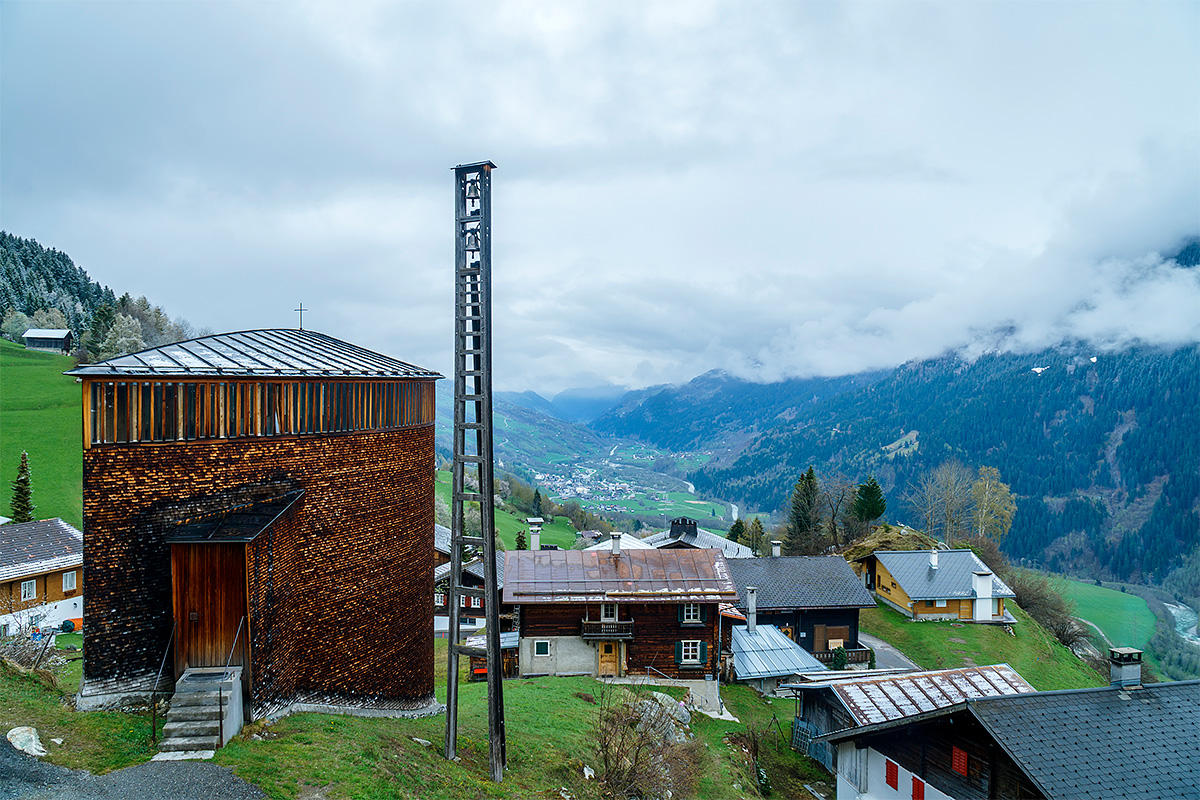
[853,549,1016,623]
[818,651,1198,800]
[726,547,877,663]
[22,328,73,353]
[503,540,737,680]
[433,551,510,639]
[0,518,84,636]
[68,329,441,720]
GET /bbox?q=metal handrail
[151,621,177,744]
[218,617,245,746]
[644,664,686,689]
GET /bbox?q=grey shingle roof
[433,553,505,588]
[0,518,83,582]
[872,549,1015,600]
[66,329,441,379]
[640,527,755,559]
[969,681,1200,800]
[732,624,827,679]
[434,524,451,555]
[726,556,876,610]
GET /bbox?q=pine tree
[785,467,822,555]
[852,476,887,523]
[727,518,746,544]
[532,489,542,516]
[746,517,766,555]
[515,529,528,550]
[10,451,34,523]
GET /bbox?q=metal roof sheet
[163,490,304,543]
[732,624,827,679]
[66,329,441,379]
[22,329,71,339]
[583,533,655,551]
[832,664,1034,726]
[872,549,1015,599]
[0,518,82,582]
[503,548,738,604]
[726,556,877,610]
[639,527,755,559]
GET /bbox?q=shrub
[1006,568,1087,650]
[593,687,702,799]
[831,646,849,670]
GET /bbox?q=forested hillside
[0,232,116,332]
[599,345,1199,585]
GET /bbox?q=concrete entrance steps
[158,668,241,755]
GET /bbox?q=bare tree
[907,460,974,541]
[971,466,1016,542]
[822,474,856,548]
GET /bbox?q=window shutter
[677,605,684,624]
[912,776,925,800]
[675,641,683,664]
[885,760,898,790]
[699,604,708,622]
[700,641,708,663]
[951,746,969,776]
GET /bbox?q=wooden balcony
[581,620,634,640]
[813,646,871,664]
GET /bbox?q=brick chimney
[746,586,757,635]
[771,540,782,558]
[1109,647,1143,688]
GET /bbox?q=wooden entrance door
[598,641,619,677]
[171,543,248,678]
[958,600,972,620]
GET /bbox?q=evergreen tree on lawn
[10,451,34,523]
[515,529,528,551]
[852,476,887,525]
[785,467,822,555]
[727,518,746,544]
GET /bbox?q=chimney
[930,548,938,570]
[771,540,782,558]
[972,570,993,622]
[530,529,540,551]
[669,517,697,540]
[746,586,757,635]
[1109,647,1143,688]
[611,532,622,557]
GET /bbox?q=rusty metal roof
[66,329,441,379]
[831,664,1034,726]
[503,548,738,604]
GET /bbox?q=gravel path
[1,740,265,800]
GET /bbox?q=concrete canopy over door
[171,543,248,678]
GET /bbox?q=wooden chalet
[503,539,738,680]
[853,549,1016,624]
[817,652,1198,800]
[726,547,877,663]
[433,552,512,639]
[0,518,84,637]
[68,329,441,727]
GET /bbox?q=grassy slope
[1054,578,1157,649]
[0,339,82,528]
[435,469,580,549]
[859,602,1105,691]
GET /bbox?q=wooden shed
[68,329,441,721]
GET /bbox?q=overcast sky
[3,1,1197,395]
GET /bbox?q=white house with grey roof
[853,549,1016,623]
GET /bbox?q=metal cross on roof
[294,302,308,330]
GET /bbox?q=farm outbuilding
[22,328,73,353]
[68,329,441,723]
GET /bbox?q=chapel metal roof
[830,664,1033,726]
[732,624,827,680]
[726,556,877,610]
[870,549,1016,600]
[163,490,304,543]
[503,548,738,605]
[0,518,82,582]
[66,329,442,379]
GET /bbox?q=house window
[601,603,617,622]
[534,640,550,657]
[885,759,898,789]
[63,571,76,592]
[936,599,947,608]
[471,597,482,608]
[434,592,445,606]
[682,603,701,623]
[21,580,36,602]
[677,639,705,665]
[912,776,925,800]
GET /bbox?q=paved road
[0,740,264,800]
[858,632,920,670]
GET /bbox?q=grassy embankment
[1054,578,1157,649]
[0,339,81,528]
[2,633,831,799]
[859,601,1105,691]
[434,469,580,549]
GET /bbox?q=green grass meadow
[859,601,1105,691]
[435,470,581,549]
[1054,578,1157,649]
[0,339,82,528]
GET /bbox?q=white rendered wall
[518,636,595,676]
[0,595,83,635]
[834,745,956,800]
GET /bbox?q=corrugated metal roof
[832,664,1033,725]
[503,548,738,604]
[727,556,877,610]
[163,490,304,543]
[640,527,756,559]
[66,329,441,379]
[873,549,1016,600]
[732,624,827,679]
[0,518,82,582]
[22,329,71,339]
